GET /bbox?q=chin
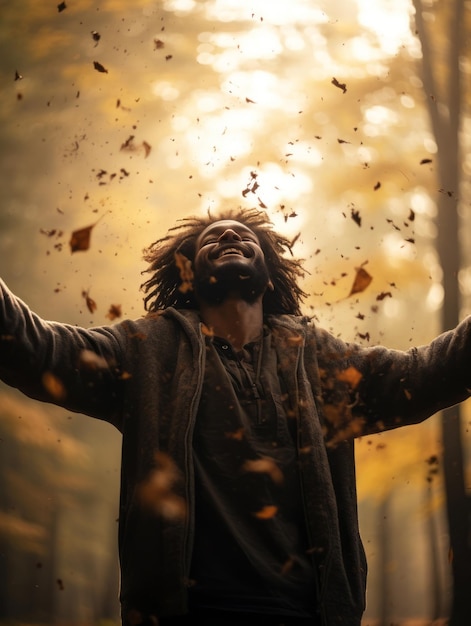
[195,268,269,306]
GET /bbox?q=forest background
[0,0,470,624]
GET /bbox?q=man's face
[193,220,270,305]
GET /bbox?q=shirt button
[221,344,229,350]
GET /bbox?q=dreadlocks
[141,207,307,315]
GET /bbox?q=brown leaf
[42,372,66,400]
[351,208,362,227]
[336,366,363,389]
[70,224,94,253]
[254,505,278,520]
[82,290,97,313]
[242,458,284,484]
[57,1,66,12]
[175,251,194,293]
[106,304,122,320]
[138,452,186,520]
[331,77,347,93]
[93,61,108,74]
[348,267,372,297]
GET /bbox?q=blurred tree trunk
[412,0,471,623]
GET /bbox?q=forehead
[198,220,259,241]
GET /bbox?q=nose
[218,228,242,242]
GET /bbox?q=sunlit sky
[0,0,438,343]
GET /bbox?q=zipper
[290,334,330,626]
[182,324,206,584]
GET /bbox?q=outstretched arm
[311,318,471,442]
[0,278,126,426]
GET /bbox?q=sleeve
[0,278,127,426]
[310,318,471,442]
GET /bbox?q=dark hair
[141,207,307,315]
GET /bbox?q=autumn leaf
[336,366,363,389]
[42,371,66,400]
[331,77,347,93]
[82,289,97,313]
[175,251,194,293]
[254,505,278,520]
[106,304,122,320]
[242,458,284,484]
[93,61,108,74]
[69,216,104,253]
[350,207,362,227]
[348,266,373,297]
[78,350,109,371]
[57,1,66,12]
[138,452,186,520]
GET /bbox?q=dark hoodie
[1,277,471,625]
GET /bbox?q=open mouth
[214,246,248,259]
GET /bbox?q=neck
[199,296,264,351]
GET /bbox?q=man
[1,207,470,626]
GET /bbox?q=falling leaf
[14,70,23,81]
[351,207,362,227]
[154,38,165,49]
[69,224,95,253]
[336,366,363,389]
[93,61,108,74]
[376,291,392,301]
[57,1,66,12]
[106,304,122,320]
[374,181,381,191]
[408,209,415,222]
[91,31,101,43]
[245,97,256,103]
[82,290,97,314]
[420,158,432,164]
[78,350,109,371]
[254,505,278,520]
[348,267,373,297]
[138,452,186,520]
[175,251,194,293]
[242,171,259,197]
[225,427,245,441]
[42,372,66,400]
[242,458,284,484]
[331,77,347,93]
